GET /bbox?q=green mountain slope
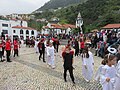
[33,0,120,32]
[36,0,87,11]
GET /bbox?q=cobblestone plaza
[0,46,102,90]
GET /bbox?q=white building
[41,23,76,35]
[0,19,37,40]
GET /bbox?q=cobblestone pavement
[0,45,103,90]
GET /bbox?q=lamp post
[76,12,83,34]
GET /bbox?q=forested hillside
[36,0,87,11]
[33,0,120,32]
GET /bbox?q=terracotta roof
[62,24,76,29]
[12,26,36,30]
[51,24,63,29]
[43,24,76,29]
[102,24,120,29]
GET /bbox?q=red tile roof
[62,24,76,29]
[51,24,63,29]
[12,26,36,30]
[43,24,76,29]
[102,24,120,29]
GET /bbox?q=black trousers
[14,49,18,57]
[39,50,45,62]
[64,67,75,82]
[75,49,79,56]
[0,51,2,61]
[2,47,5,56]
[56,45,59,53]
[6,50,11,61]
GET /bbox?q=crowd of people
[0,29,120,90]
[0,37,20,62]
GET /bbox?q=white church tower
[76,12,83,34]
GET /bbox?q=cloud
[0,0,50,15]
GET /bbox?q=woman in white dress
[100,54,117,90]
[81,46,94,82]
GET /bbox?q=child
[114,46,120,90]
[46,40,55,69]
[100,54,117,90]
[81,46,94,82]
[62,46,75,84]
[94,59,106,82]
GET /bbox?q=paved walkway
[0,45,102,90]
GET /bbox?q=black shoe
[7,61,12,62]
[73,81,75,85]
[1,60,5,62]
[64,80,67,82]
[43,61,46,63]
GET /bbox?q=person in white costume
[94,59,106,82]
[46,40,55,69]
[114,46,120,90]
[34,39,39,53]
[100,54,117,90]
[81,46,94,82]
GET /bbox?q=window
[13,30,16,33]
[20,29,23,34]
[2,24,8,27]
[26,30,29,34]
[31,30,34,35]
[2,30,8,34]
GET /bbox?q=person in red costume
[5,38,11,62]
[13,38,19,57]
[62,45,75,85]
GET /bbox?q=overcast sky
[0,0,50,15]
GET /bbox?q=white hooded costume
[46,40,55,68]
[100,65,116,90]
[114,60,120,90]
[82,51,94,81]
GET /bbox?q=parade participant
[100,54,116,90]
[114,54,120,90]
[80,38,84,54]
[38,38,46,62]
[46,40,55,69]
[5,38,12,62]
[74,39,79,56]
[0,37,3,62]
[52,37,56,50]
[2,37,5,60]
[13,38,19,57]
[34,39,39,53]
[56,38,60,53]
[116,45,120,63]
[94,59,106,82]
[81,46,94,82]
[62,46,75,84]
